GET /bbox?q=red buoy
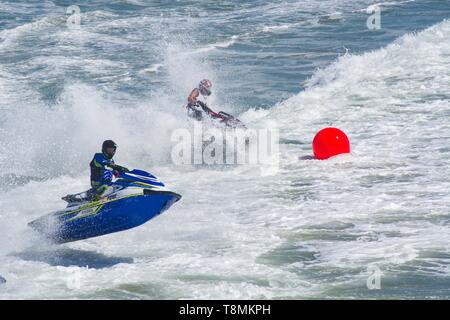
[312,127,350,160]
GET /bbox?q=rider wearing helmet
[89,140,129,200]
[186,79,218,120]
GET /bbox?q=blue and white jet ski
[29,169,181,244]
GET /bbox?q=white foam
[363,0,417,13]
[191,36,239,54]
[271,19,450,135]
[261,25,291,33]
[139,63,164,75]
[1,4,449,299]
[258,20,450,273]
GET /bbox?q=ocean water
[0,0,450,299]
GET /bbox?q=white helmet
[198,79,212,96]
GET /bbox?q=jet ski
[210,111,247,129]
[188,102,247,129]
[28,169,181,244]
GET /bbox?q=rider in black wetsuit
[62,140,129,203]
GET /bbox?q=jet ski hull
[29,190,181,244]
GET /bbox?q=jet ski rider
[89,140,129,201]
[186,79,220,120]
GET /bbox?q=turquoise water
[1,0,450,299]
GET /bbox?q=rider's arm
[198,102,215,114]
[93,153,113,168]
[187,88,199,106]
[195,100,218,116]
[100,170,114,185]
[94,154,129,173]
[111,164,129,173]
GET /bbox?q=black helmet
[102,140,117,158]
